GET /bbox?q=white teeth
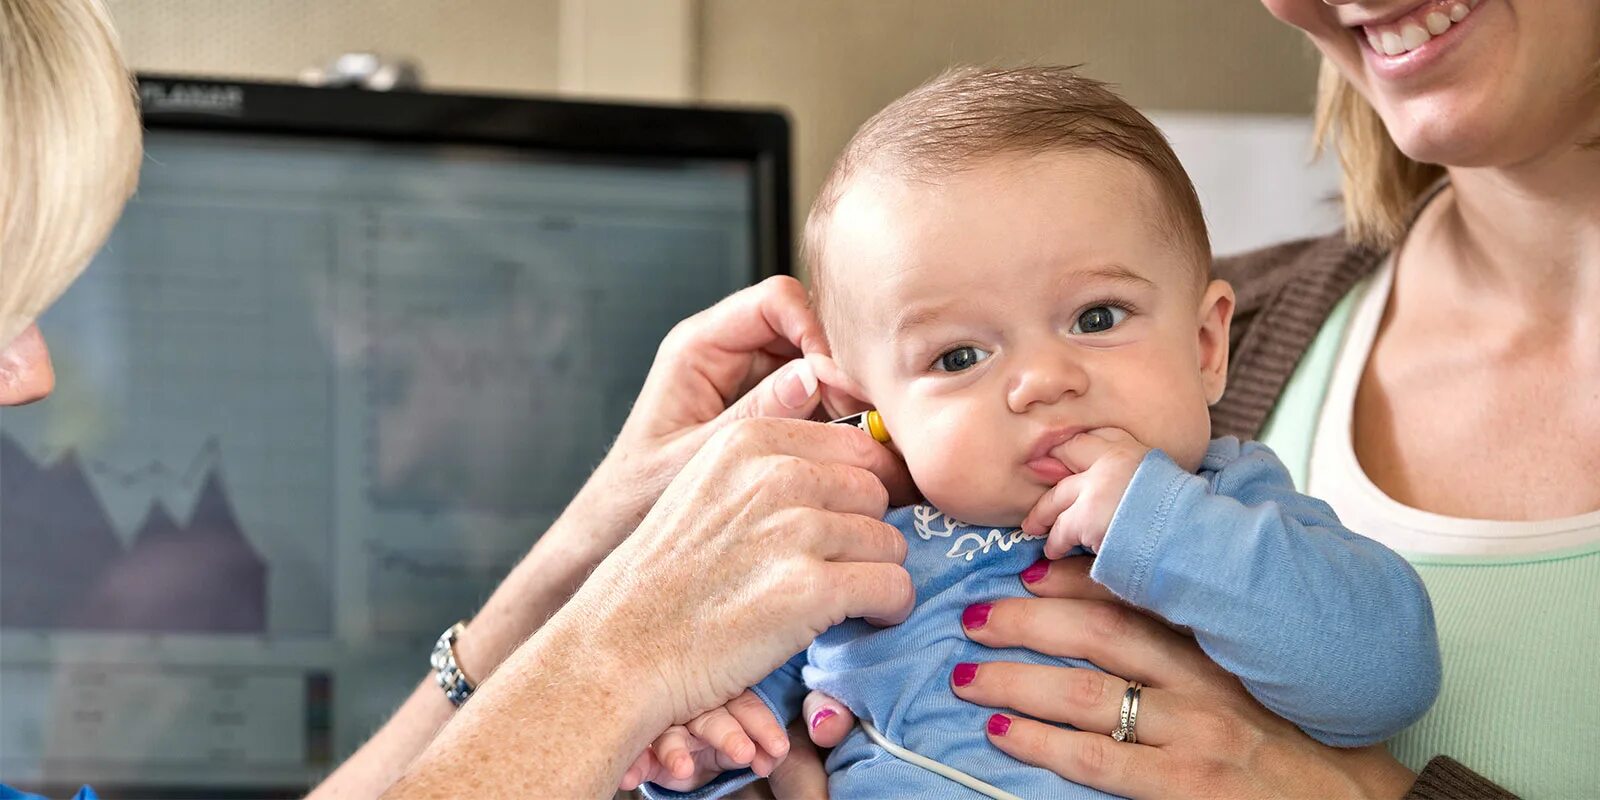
[1363,0,1483,57]
[1400,23,1431,51]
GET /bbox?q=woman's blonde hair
[1312,58,1445,250]
[0,0,142,346]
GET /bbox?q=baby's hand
[618,690,791,792]
[1021,428,1150,558]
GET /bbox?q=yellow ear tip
[865,409,891,444]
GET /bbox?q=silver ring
[1111,681,1142,743]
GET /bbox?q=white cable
[857,719,1027,800]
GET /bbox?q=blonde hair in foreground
[0,0,142,346]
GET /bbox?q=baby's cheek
[898,422,1023,526]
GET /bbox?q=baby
[629,66,1441,799]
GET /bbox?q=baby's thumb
[718,358,821,425]
[801,690,854,748]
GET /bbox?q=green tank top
[1256,281,1600,799]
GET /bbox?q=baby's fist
[621,690,791,793]
[1022,428,1149,557]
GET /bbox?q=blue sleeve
[1090,440,1440,747]
[640,651,809,800]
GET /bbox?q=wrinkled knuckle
[1085,601,1132,641]
[889,568,915,607]
[1066,670,1109,713]
[765,505,808,539]
[1193,709,1238,749]
[883,523,909,563]
[851,466,890,510]
[755,453,802,492]
[659,316,699,356]
[1071,736,1114,781]
[762,274,805,299]
[832,424,873,461]
[865,567,913,621]
[776,558,825,603]
[729,691,763,713]
[717,417,763,453]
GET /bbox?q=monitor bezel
[137,74,793,281]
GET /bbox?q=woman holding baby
[858,1,1596,797]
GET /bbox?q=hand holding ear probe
[830,409,892,445]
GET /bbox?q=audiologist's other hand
[568,416,917,729]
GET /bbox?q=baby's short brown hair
[806,65,1210,324]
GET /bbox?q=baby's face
[819,151,1231,527]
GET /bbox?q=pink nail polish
[1020,558,1050,584]
[809,708,837,730]
[962,602,993,630]
[951,662,978,687]
[988,714,1011,736]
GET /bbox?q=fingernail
[962,602,992,630]
[1020,558,1050,584]
[987,714,1011,736]
[809,707,837,730]
[951,662,978,687]
[775,360,818,409]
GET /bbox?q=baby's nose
[1005,350,1087,413]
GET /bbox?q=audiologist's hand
[568,416,918,729]
[599,275,919,533]
[388,416,915,799]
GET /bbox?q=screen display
[0,129,757,793]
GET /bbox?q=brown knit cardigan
[1210,233,1518,800]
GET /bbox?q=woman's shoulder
[1213,231,1375,318]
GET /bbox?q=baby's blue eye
[933,345,991,373]
[1071,305,1129,334]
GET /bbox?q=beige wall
[697,1,1319,249]
[107,0,562,94]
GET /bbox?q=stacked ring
[1111,681,1142,743]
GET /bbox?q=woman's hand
[950,555,1417,799]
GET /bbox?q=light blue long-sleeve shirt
[647,438,1440,799]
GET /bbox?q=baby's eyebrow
[890,302,957,339]
[1077,263,1157,289]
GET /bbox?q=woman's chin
[1380,92,1587,170]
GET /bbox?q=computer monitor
[0,75,790,798]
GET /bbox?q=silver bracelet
[430,621,476,707]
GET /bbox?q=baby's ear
[806,353,872,420]
[1197,278,1235,406]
